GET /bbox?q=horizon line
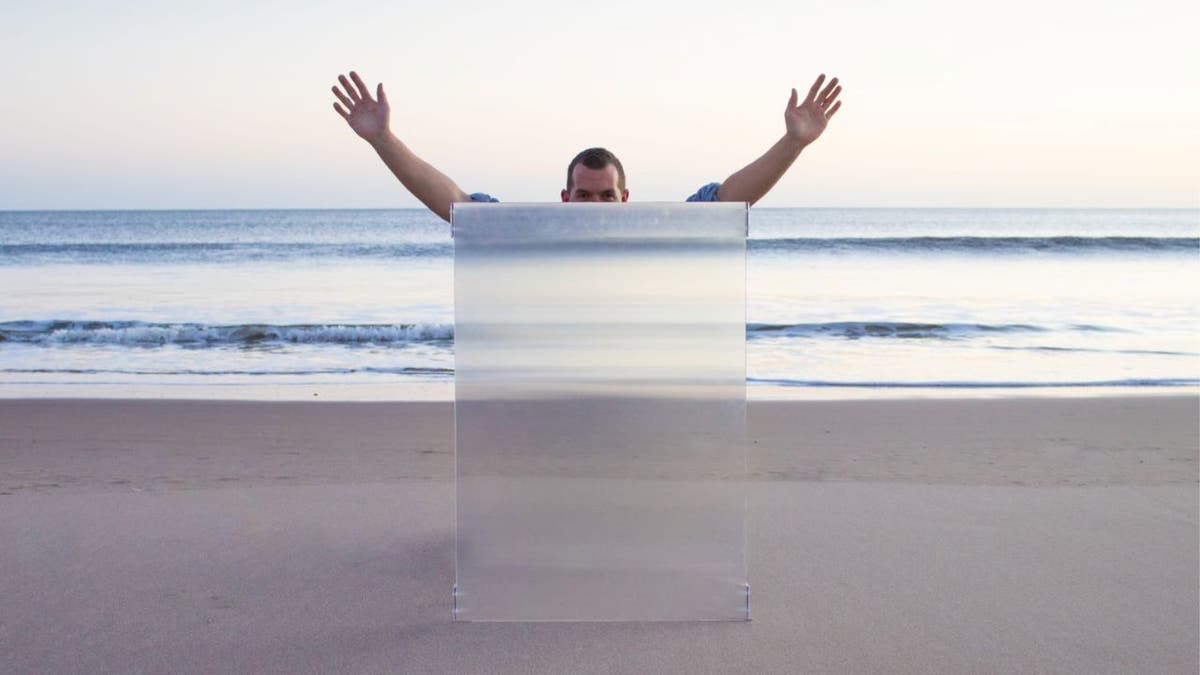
[2,204,1197,213]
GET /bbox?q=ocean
[1,207,1197,400]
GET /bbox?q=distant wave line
[1,320,1143,347]
[989,345,1198,357]
[0,321,454,346]
[1,236,1196,263]
[747,377,1200,388]
[746,321,1121,340]
[0,366,454,376]
[0,241,452,263]
[4,368,1195,389]
[750,236,1200,254]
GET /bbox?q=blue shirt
[468,182,721,203]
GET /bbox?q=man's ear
[561,190,570,202]
[621,190,630,202]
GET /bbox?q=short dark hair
[566,147,626,192]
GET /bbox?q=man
[331,71,842,222]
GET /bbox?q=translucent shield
[453,203,747,621]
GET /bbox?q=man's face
[561,163,630,203]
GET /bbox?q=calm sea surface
[1,208,1197,399]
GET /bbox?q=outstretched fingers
[799,74,842,115]
[338,74,361,104]
[349,71,372,102]
[818,78,840,106]
[820,84,842,111]
[805,74,826,105]
[332,82,355,111]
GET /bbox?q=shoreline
[1,381,1196,402]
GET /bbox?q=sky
[1,0,1197,209]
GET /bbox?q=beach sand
[1,396,1196,674]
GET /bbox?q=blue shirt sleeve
[468,192,500,203]
[685,182,721,202]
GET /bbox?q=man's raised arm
[332,71,468,223]
[714,74,843,206]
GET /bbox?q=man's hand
[713,73,844,205]
[785,74,842,147]
[330,69,468,223]
[332,71,390,145]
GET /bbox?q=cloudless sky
[1,0,1197,209]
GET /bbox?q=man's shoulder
[685,183,721,202]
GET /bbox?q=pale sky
[1,0,1197,209]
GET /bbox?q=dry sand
[1,396,1196,674]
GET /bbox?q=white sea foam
[0,321,454,346]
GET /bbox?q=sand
[1,396,1196,674]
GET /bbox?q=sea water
[1,208,1196,399]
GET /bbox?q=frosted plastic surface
[452,203,747,621]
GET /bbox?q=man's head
[562,147,629,203]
